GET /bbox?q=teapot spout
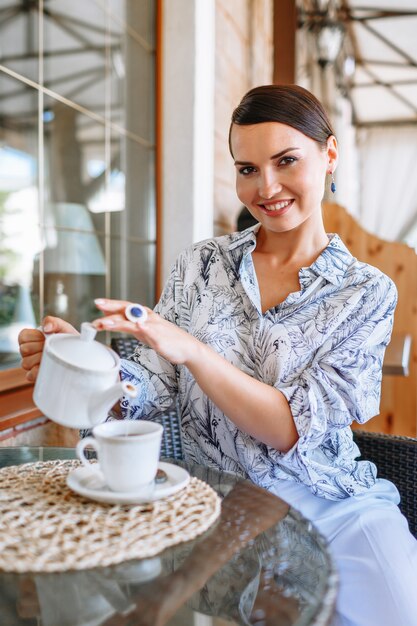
[89,381,137,426]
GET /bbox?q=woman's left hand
[92,299,199,365]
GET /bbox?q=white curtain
[357,126,417,248]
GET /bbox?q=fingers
[18,317,77,349]
[18,328,44,383]
[25,364,40,383]
[92,312,152,333]
[18,316,77,384]
[19,338,42,381]
[93,299,152,333]
[19,338,45,359]
[92,315,126,331]
[22,355,42,381]
[18,330,45,367]
[41,316,78,335]
[18,328,44,346]
[94,298,131,314]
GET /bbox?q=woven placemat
[0,460,221,573]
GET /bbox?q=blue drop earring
[330,172,336,194]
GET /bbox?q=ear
[326,135,338,173]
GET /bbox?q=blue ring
[125,304,147,323]
[130,306,144,318]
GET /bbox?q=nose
[258,171,282,199]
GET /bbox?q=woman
[19,85,417,626]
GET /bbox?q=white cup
[76,420,163,493]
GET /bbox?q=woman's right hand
[18,316,78,382]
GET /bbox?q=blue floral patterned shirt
[120,226,397,500]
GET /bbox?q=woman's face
[230,122,338,234]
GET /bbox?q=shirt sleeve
[119,260,184,420]
[273,274,397,481]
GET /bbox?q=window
[0,1,158,424]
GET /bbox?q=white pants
[270,478,417,626]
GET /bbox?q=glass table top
[0,447,337,626]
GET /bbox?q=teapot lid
[48,323,118,371]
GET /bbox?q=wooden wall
[324,202,417,437]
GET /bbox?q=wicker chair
[353,430,417,537]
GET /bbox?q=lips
[257,199,294,215]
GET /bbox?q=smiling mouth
[258,199,294,212]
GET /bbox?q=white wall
[161,0,215,284]
[161,0,274,283]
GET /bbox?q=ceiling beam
[359,20,417,68]
[0,65,105,102]
[360,64,417,115]
[0,44,119,63]
[356,118,417,128]
[358,59,417,68]
[350,8,417,20]
[63,72,104,103]
[352,79,417,89]
[0,7,20,31]
[44,8,98,50]
[0,5,22,14]
[350,13,417,23]
[43,10,115,38]
[301,8,417,21]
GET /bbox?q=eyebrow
[234,147,299,166]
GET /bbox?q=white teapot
[33,323,136,429]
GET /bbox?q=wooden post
[273,0,297,85]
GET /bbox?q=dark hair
[229,84,335,155]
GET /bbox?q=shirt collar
[228,228,353,286]
[307,234,354,286]
[227,223,260,253]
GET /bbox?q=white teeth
[263,200,292,211]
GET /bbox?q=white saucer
[66,462,190,505]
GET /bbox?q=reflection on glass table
[0,447,337,626]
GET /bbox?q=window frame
[0,0,163,431]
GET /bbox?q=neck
[255,214,328,266]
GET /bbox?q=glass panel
[43,96,106,234]
[109,2,155,141]
[0,1,156,376]
[111,137,156,241]
[0,67,38,128]
[43,0,107,115]
[38,97,108,331]
[82,125,127,219]
[123,32,155,142]
[110,239,155,307]
[109,0,155,48]
[0,73,39,369]
[0,2,39,82]
[109,35,125,130]
[38,229,106,330]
